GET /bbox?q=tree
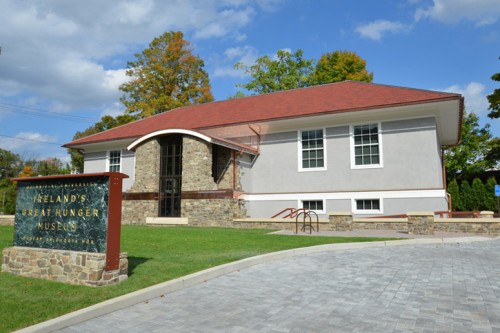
[309,50,373,85]
[68,114,137,173]
[120,31,214,119]
[0,179,16,214]
[0,148,22,179]
[471,178,486,211]
[235,49,315,95]
[18,165,35,178]
[486,57,499,119]
[447,179,460,211]
[36,158,70,176]
[458,180,473,211]
[444,111,494,182]
[484,177,498,211]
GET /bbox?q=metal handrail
[271,208,307,219]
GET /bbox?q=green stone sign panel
[14,176,110,253]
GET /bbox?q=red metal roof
[64,81,462,148]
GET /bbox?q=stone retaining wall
[434,219,500,235]
[0,215,14,226]
[2,247,128,287]
[233,211,500,236]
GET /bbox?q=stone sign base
[1,247,128,287]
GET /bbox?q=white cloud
[194,7,255,39]
[355,20,411,41]
[1,132,59,154]
[0,0,275,112]
[100,102,126,118]
[415,0,500,26]
[443,82,489,115]
[214,46,260,78]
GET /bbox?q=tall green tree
[0,148,22,179]
[444,111,494,182]
[235,49,315,95]
[309,50,373,85]
[484,177,498,211]
[458,180,473,211]
[120,31,214,118]
[36,158,70,176]
[235,49,373,95]
[68,114,137,173]
[447,179,460,211]
[471,178,486,211]
[486,57,499,119]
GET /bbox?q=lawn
[0,225,396,332]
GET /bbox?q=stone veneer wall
[182,136,218,191]
[181,136,246,226]
[122,139,160,224]
[122,135,246,225]
[2,247,128,286]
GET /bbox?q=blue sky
[0,0,498,164]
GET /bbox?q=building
[64,81,464,226]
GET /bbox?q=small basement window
[301,200,325,214]
[354,199,382,214]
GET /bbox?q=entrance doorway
[159,135,182,217]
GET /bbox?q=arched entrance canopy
[127,128,259,155]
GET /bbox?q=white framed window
[299,129,326,172]
[108,150,121,172]
[352,198,383,214]
[350,123,383,169]
[300,200,326,214]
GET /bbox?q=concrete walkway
[32,236,498,333]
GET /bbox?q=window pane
[356,199,380,211]
[301,129,324,169]
[108,150,121,172]
[357,200,364,210]
[303,200,323,211]
[353,124,380,166]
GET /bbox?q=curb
[15,236,497,333]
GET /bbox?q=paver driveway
[57,239,500,333]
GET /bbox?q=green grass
[0,225,397,332]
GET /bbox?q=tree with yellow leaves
[120,31,214,119]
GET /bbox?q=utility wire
[0,101,95,123]
[0,134,63,146]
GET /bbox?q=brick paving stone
[55,239,500,333]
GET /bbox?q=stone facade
[180,136,246,225]
[122,135,246,226]
[182,136,218,191]
[122,139,161,224]
[2,247,128,287]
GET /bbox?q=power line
[0,134,63,146]
[0,101,95,123]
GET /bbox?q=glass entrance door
[159,135,182,217]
